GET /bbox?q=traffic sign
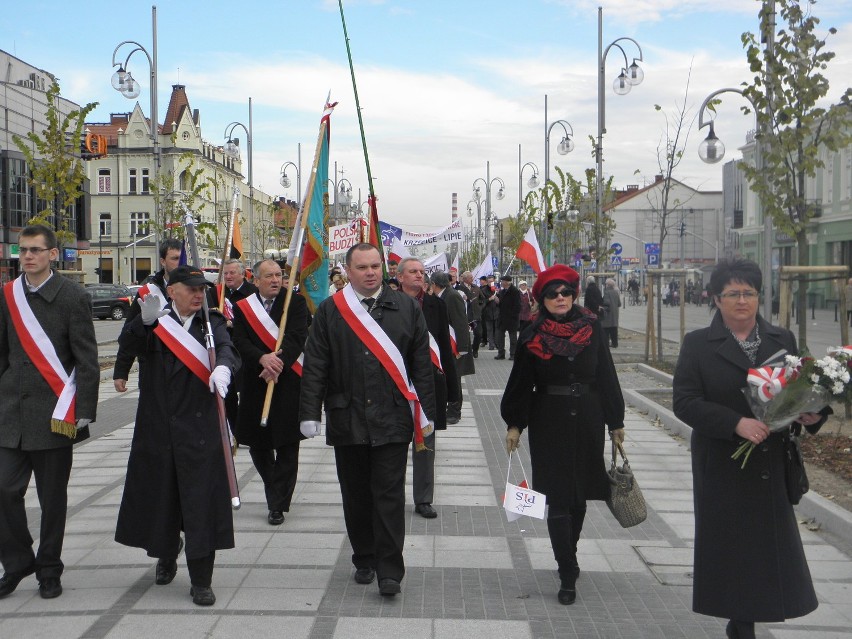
[611,242,623,255]
[644,242,660,255]
[647,254,659,266]
[575,259,583,269]
[610,255,622,268]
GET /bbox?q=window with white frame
[130,212,150,237]
[141,168,150,194]
[98,168,111,194]
[129,168,137,194]
[99,213,112,237]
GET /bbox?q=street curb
[622,371,852,543]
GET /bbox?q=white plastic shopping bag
[503,451,546,521]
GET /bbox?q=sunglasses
[544,289,573,300]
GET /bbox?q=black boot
[547,512,579,605]
[557,568,577,605]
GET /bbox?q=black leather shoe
[557,587,576,605]
[0,567,34,598]
[446,415,460,425]
[190,585,216,606]
[39,577,62,599]
[495,354,505,360]
[415,503,438,519]
[379,578,401,596]
[155,558,177,585]
[354,567,376,584]
[268,510,285,526]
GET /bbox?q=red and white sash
[153,314,211,384]
[333,285,433,449]
[215,284,235,321]
[447,324,460,358]
[3,276,77,436]
[235,295,303,376]
[428,333,443,372]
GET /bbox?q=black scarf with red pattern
[526,305,596,360]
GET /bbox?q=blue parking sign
[647,254,659,266]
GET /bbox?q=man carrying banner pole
[299,243,436,597]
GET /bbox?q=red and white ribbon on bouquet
[827,345,852,357]
[747,365,793,402]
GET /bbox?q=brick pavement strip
[1,360,851,639]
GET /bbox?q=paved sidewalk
[1,357,851,639]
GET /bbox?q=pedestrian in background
[673,258,827,639]
[494,275,520,360]
[458,271,484,358]
[582,275,604,316]
[501,264,624,606]
[518,280,533,333]
[601,278,620,348]
[431,271,472,423]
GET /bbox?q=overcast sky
[4,0,851,231]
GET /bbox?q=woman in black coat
[673,259,826,639]
[501,264,625,606]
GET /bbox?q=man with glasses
[0,225,99,600]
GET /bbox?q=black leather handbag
[784,431,809,505]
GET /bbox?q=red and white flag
[388,235,411,264]
[516,226,547,274]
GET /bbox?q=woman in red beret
[501,264,625,605]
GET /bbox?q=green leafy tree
[12,81,98,247]
[151,151,217,247]
[740,0,852,352]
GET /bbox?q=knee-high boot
[547,513,578,605]
[569,505,587,574]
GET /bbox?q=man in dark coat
[113,238,182,392]
[398,259,457,519]
[583,276,605,317]
[457,271,484,358]
[495,275,521,360]
[480,276,499,349]
[115,265,241,607]
[232,259,308,526]
[431,271,473,422]
[299,244,436,597]
[0,225,99,600]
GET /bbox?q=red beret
[531,264,580,302]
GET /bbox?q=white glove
[139,294,168,325]
[208,365,231,397]
[76,418,91,431]
[300,420,322,438]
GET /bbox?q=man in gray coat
[0,225,99,600]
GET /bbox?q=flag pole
[259,97,334,427]
[218,189,240,313]
[338,0,386,273]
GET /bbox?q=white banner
[400,219,464,247]
[328,222,361,257]
[423,253,448,275]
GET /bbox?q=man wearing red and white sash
[299,244,436,597]
[0,225,98,600]
[431,271,474,424]
[232,259,307,527]
[115,265,240,607]
[397,258,458,520]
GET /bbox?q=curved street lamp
[596,6,644,267]
[472,161,505,258]
[696,87,771,318]
[224,105,254,263]
[279,161,301,209]
[542,109,575,258]
[110,6,160,257]
[518,146,540,217]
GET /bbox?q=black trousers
[186,551,216,587]
[471,322,482,355]
[411,431,435,505]
[605,326,619,347]
[249,443,300,512]
[0,446,73,579]
[496,328,518,357]
[483,319,498,348]
[334,442,409,582]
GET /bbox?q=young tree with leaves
[740,0,852,352]
[13,81,98,248]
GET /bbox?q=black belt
[535,383,590,397]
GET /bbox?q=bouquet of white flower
[734,351,850,468]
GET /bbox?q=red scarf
[526,306,596,360]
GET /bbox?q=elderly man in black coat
[431,271,473,420]
[115,265,241,607]
[583,275,605,317]
[397,259,458,520]
[232,259,308,527]
[494,275,521,360]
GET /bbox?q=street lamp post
[596,6,644,268]
[543,96,575,260]
[472,161,505,260]
[518,144,540,217]
[224,99,254,264]
[696,87,771,318]
[110,4,160,259]
[466,197,484,256]
[279,159,301,210]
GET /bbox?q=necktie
[362,297,375,311]
[264,298,273,314]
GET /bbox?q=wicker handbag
[606,440,647,528]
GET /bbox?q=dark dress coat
[496,284,521,330]
[441,287,475,377]
[673,312,821,622]
[481,284,499,321]
[232,289,309,448]
[115,308,241,560]
[501,308,625,509]
[0,272,99,449]
[420,293,458,430]
[583,282,604,315]
[300,286,437,447]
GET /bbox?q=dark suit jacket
[496,284,521,330]
[0,272,99,449]
[440,287,475,376]
[420,293,458,429]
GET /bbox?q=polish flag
[388,235,411,264]
[516,226,547,274]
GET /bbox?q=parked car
[85,284,133,320]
